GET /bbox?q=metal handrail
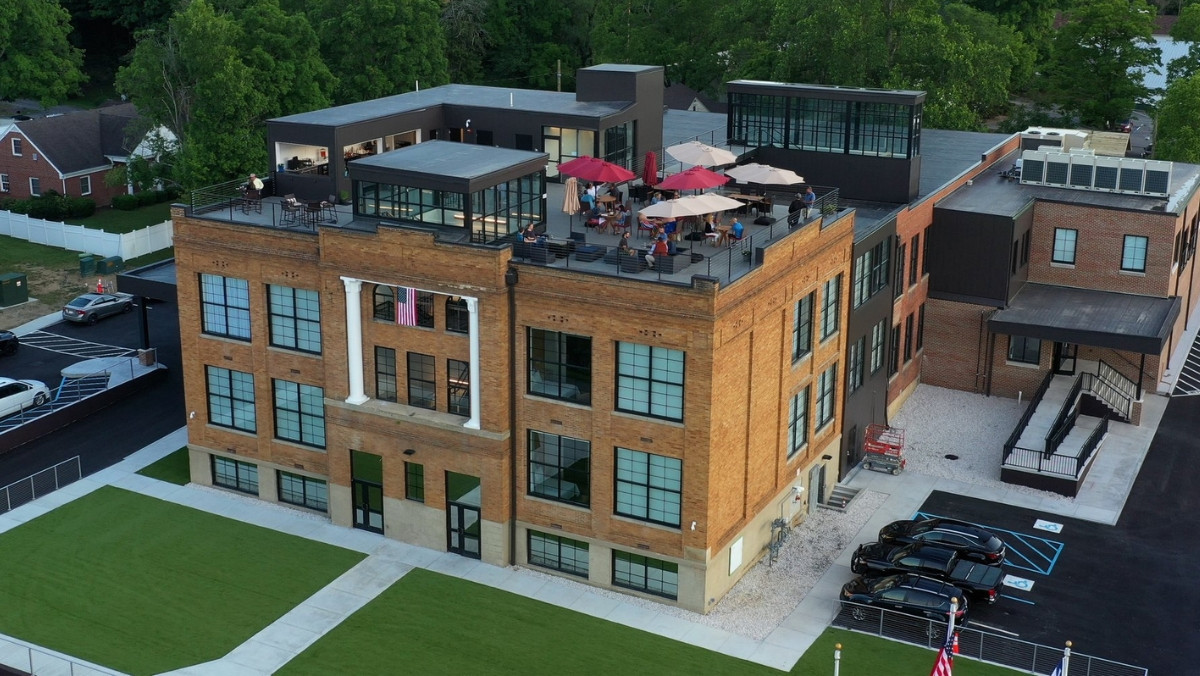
[1003,370,1054,462]
[1045,376,1083,455]
[1076,415,1110,476]
[1098,358,1138,401]
[1084,371,1132,421]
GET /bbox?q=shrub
[136,190,158,207]
[164,185,183,200]
[67,197,96,218]
[0,197,18,212]
[8,199,30,214]
[112,194,139,211]
[28,192,67,220]
[153,189,169,203]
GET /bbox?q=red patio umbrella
[642,150,659,187]
[557,156,636,184]
[657,166,729,191]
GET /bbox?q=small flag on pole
[1050,660,1064,676]
[396,287,418,326]
[929,646,953,676]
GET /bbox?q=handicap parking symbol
[1003,574,1035,591]
[1033,519,1063,533]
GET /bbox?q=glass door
[351,450,384,534]
[1053,342,1077,375]
[446,471,481,559]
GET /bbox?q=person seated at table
[618,231,636,255]
[704,215,721,244]
[729,217,744,244]
[646,235,670,269]
[581,183,596,211]
[663,219,677,240]
[522,223,540,243]
[245,173,263,192]
[650,192,662,205]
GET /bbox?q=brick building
[175,84,854,610]
[0,104,145,207]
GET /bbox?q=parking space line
[18,330,135,359]
[914,511,1065,576]
[999,594,1036,605]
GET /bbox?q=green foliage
[27,191,68,221]
[233,0,335,118]
[441,0,491,82]
[1044,0,1161,128]
[136,190,158,207]
[112,194,140,211]
[1169,3,1200,83]
[66,196,97,218]
[0,0,86,105]
[1155,73,1200,162]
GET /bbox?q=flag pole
[1063,640,1071,676]
[833,642,841,676]
[947,597,957,639]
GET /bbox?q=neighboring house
[663,83,727,115]
[0,103,143,206]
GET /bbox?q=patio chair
[281,199,301,226]
[320,194,338,223]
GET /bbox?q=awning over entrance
[989,283,1180,354]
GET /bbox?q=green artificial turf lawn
[136,446,191,485]
[281,569,1025,676]
[0,486,364,675]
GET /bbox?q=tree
[964,0,1063,62]
[1168,3,1200,84]
[235,0,335,118]
[1044,0,1161,128]
[0,0,85,106]
[441,0,490,83]
[1155,73,1200,162]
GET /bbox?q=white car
[0,377,50,418]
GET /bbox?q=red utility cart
[863,423,906,475]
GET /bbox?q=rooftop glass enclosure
[349,141,547,244]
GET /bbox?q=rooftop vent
[1020,149,1171,197]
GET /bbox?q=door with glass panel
[446,471,481,559]
[351,450,384,534]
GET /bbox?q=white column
[341,277,369,405]
[465,296,481,429]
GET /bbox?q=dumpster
[79,254,96,276]
[0,272,29,307]
[96,256,124,274]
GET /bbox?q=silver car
[62,293,133,324]
[0,377,50,418]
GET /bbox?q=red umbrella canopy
[643,150,659,187]
[557,156,636,183]
[657,166,730,191]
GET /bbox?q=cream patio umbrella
[725,163,804,185]
[562,176,580,215]
[666,141,738,167]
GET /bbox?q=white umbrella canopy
[640,197,706,219]
[690,193,743,213]
[666,141,738,167]
[725,163,804,185]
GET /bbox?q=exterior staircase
[821,484,860,512]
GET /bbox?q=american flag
[929,646,953,676]
[396,287,418,326]
[1049,658,1065,676]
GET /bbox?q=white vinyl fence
[0,210,173,260]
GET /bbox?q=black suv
[0,331,17,356]
[841,573,969,625]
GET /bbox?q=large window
[0,174,8,192]
[871,238,891,295]
[29,177,40,196]
[446,297,469,334]
[278,471,328,512]
[788,387,809,459]
[273,379,326,448]
[615,448,682,527]
[904,314,915,363]
[213,456,258,494]
[616,343,684,421]
[848,336,865,393]
[1008,336,1041,365]
[372,285,433,327]
[793,292,814,361]
[821,275,841,341]
[917,304,926,351]
[909,234,920,286]
[529,531,590,578]
[731,92,919,158]
[268,285,321,353]
[200,274,251,340]
[852,248,872,308]
[447,358,470,416]
[405,462,424,502]
[1121,235,1148,272]
[870,319,886,374]
[1053,228,1077,264]
[528,430,590,507]
[205,366,256,432]
[613,551,678,600]
[893,242,906,299]
[407,352,436,409]
[375,346,397,402]
[528,329,591,404]
[80,176,91,196]
[816,364,837,429]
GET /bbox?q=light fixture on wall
[822,455,832,461]
[403,449,416,456]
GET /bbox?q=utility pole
[557,60,562,92]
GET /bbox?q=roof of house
[663,83,727,114]
[15,103,140,175]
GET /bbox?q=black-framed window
[616,342,684,421]
[212,456,258,494]
[529,530,590,578]
[922,231,929,275]
[273,379,326,448]
[407,352,436,409]
[613,550,678,600]
[793,292,814,361]
[1008,336,1041,364]
[870,319,886,374]
[893,242,906,299]
[268,285,321,353]
[909,234,920,286]
[446,297,469,334]
[200,274,251,340]
[917,304,926,351]
[205,366,256,432]
[1053,228,1077,264]
[1021,231,1031,266]
[278,471,328,512]
[1121,235,1148,272]
[528,430,590,507]
[614,447,681,527]
[373,285,434,327]
[871,237,891,295]
[528,328,591,404]
[405,462,424,502]
[788,386,809,458]
[888,323,901,376]
[821,275,841,340]
[373,285,394,321]
[904,314,915,363]
[375,346,397,402]
[447,358,470,416]
[848,336,865,393]
[852,248,872,308]
[816,363,837,429]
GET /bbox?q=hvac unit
[1020,150,1047,184]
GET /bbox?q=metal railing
[1003,370,1055,463]
[836,602,1147,676]
[1002,446,1087,477]
[1079,415,1110,472]
[0,631,125,675]
[1084,371,1132,422]
[1045,376,1083,456]
[0,456,82,515]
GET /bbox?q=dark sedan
[879,517,1006,564]
[0,330,16,356]
[851,541,1003,603]
[841,573,969,625]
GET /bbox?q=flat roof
[989,283,1180,354]
[918,129,1012,200]
[350,141,546,182]
[271,84,630,128]
[727,80,925,102]
[938,149,1200,217]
